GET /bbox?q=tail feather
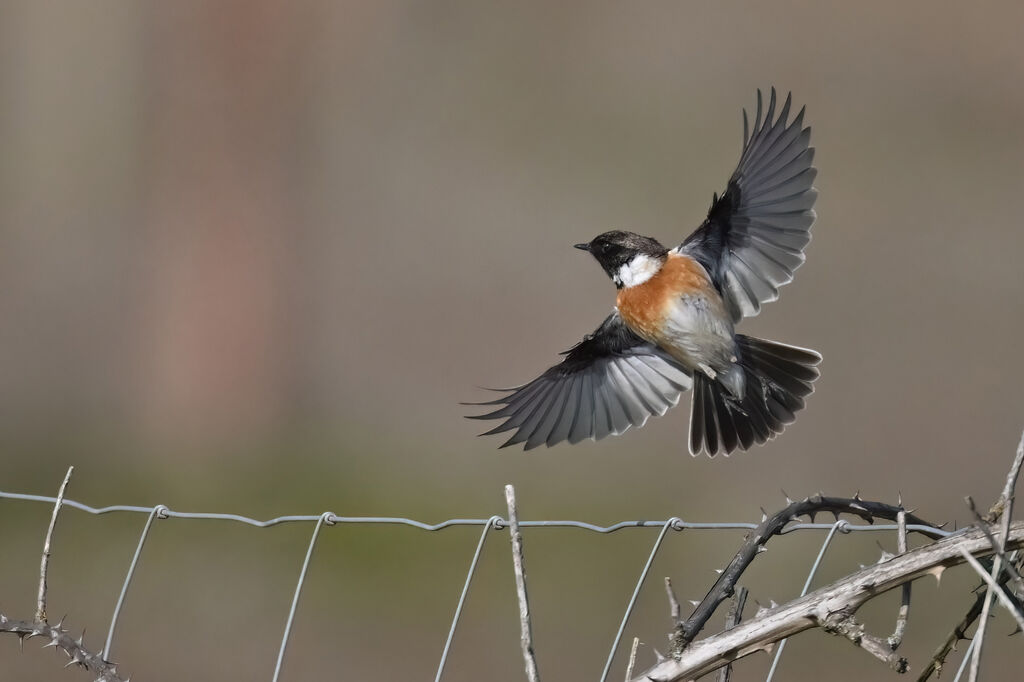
[689,335,820,456]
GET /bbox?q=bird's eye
[601,243,612,254]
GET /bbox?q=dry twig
[37,466,73,624]
[505,484,540,682]
[664,577,682,625]
[968,430,1023,682]
[624,637,639,682]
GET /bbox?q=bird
[467,88,821,456]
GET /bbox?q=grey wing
[466,313,693,449]
[680,88,817,321]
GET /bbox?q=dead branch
[631,521,1024,682]
[822,609,907,672]
[887,508,911,650]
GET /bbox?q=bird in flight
[468,89,821,456]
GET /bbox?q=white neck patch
[614,253,662,288]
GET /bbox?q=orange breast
[616,252,711,339]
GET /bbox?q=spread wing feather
[466,313,692,449]
[681,88,817,321]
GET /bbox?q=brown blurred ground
[1,2,1023,680]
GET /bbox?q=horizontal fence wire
[0,489,954,682]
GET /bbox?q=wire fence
[0,488,956,682]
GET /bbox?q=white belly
[657,294,735,372]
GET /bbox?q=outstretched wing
[681,88,817,321]
[467,313,693,449]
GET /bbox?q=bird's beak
[573,243,590,251]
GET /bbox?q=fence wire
[0,489,955,682]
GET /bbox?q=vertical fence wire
[434,515,501,682]
[599,517,682,682]
[953,637,977,682]
[103,504,167,661]
[764,519,848,682]
[273,511,335,682]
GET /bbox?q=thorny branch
[670,494,937,655]
[2,467,127,681]
[631,521,1024,682]
[0,617,125,682]
[631,431,1024,682]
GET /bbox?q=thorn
[77,629,86,647]
[898,490,903,507]
[850,502,868,512]
[714,569,723,574]
[652,647,666,662]
[782,489,793,504]
[878,550,894,563]
[831,511,841,522]
[853,490,862,501]
[762,640,776,654]
[760,507,768,522]
[756,605,770,617]
[757,545,768,554]
[807,511,817,523]
[927,565,946,585]
[688,600,700,607]
[0,614,6,623]
[43,639,58,649]
[56,614,66,630]
[18,633,25,651]
[789,515,801,523]
[769,599,778,609]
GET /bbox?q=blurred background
[1,1,1023,680]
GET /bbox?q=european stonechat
[469,89,821,456]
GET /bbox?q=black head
[574,230,668,287]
